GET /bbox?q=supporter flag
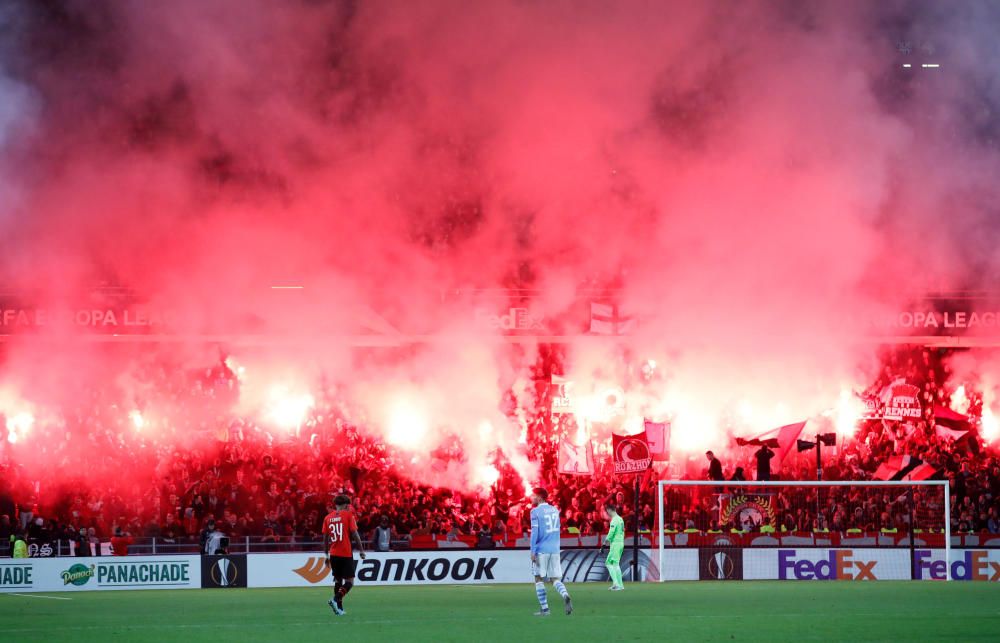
[558,440,595,475]
[880,378,922,420]
[644,420,670,461]
[735,437,780,448]
[774,421,808,463]
[589,302,636,335]
[935,424,969,442]
[873,455,922,481]
[903,462,939,481]
[613,431,652,474]
[550,375,574,415]
[737,422,805,464]
[934,405,970,429]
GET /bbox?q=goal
[656,480,952,581]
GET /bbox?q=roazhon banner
[613,432,652,475]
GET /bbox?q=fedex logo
[778,550,877,580]
[914,550,1000,581]
[475,308,544,331]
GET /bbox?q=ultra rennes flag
[558,440,595,475]
[644,420,670,461]
[589,302,636,335]
[613,431,652,475]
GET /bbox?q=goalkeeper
[600,502,625,591]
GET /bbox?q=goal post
[656,480,952,582]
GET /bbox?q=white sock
[553,580,570,599]
[534,582,549,611]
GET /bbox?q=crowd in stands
[2,347,999,557]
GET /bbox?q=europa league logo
[211,558,239,587]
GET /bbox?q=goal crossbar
[656,479,952,581]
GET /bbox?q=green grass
[2,582,998,642]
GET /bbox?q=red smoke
[1,1,1000,493]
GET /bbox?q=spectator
[12,529,28,558]
[205,524,228,555]
[410,520,431,538]
[88,528,101,557]
[200,519,217,554]
[0,515,10,557]
[706,451,724,482]
[372,516,394,552]
[110,527,133,557]
[476,523,494,549]
[18,498,34,531]
[755,444,774,481]
[491,519,508,546]
[75,528,90,557]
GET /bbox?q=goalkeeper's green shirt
[606,514,625,546]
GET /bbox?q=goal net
[656,481,952,581]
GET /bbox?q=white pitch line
[6,593,73,601]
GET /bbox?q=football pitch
[2,582,997,642]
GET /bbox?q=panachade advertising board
[0,556,201,593]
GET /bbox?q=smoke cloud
[2,0,1000,489]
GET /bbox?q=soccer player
[323,494,366,616]
[529,487,573,616]
[601,503,625,591]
